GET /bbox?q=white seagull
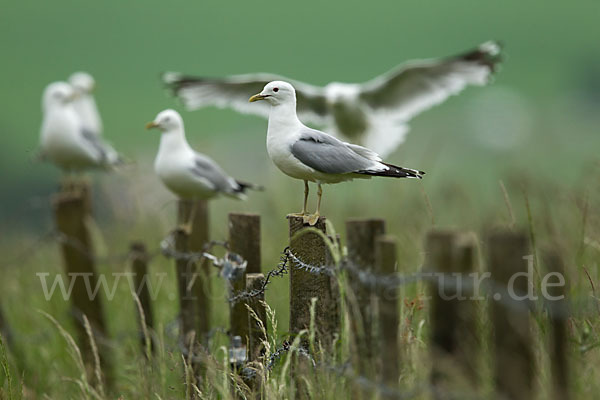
[69,72,103,138]
[39,81,121,175]
[146,109,261,231]
[164,41,501,157]
[249,81,424,225]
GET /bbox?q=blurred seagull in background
[249,81,424,225]
[165,41,502,157]
[69,72,102,138]
[39,81,122,177]
[147,109,262,232]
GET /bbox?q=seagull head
[146,109,184,132]
[42,81,77,110]
[249,81,295,106]
[69,72,96,94]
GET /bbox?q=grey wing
[359,41,502,121]
[163,72,329,124]
[190,153,239,194]
[290,129,376,174]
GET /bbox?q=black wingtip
[458,40,503,73]
[358,163,425,179]
[235,180,265,193]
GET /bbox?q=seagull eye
[273,87,279,92]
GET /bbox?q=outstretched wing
[359,41,502,122]
[163,72,329,125]
[290,129,380,174]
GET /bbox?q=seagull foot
[303,213,320,226]
[289,212,307,218]
[177,223,193,236]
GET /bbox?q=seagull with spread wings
[165,41,501,157]
[249,81,424,225]
[39,81,122,176]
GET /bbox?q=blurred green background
[1,0,599,229]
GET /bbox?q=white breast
[266,125,318,181]
[41,108,100,170]
[154,135,216,199]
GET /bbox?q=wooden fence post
[488,231,533,400]
[425,230,456,394]
[53,183,111,389]
[130,242,154,355]
[426,231,480,395]
[175,199,211,369]
[288,215,339,350]
[543,249,569,400]
[345,218,385,381]
[374,234,399,387]
[453,233,480,385]
[228,213,261,349]
[229,213,261,274]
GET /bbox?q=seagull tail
[231,180,265,199]
[357,163,425,179]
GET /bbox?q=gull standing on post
[249,81,424,225]
[146,109,262,232]
[165,41,501,157]
[69,72,102,137]
[39,81,122,176]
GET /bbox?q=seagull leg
[305,183,322,226]
[290,180,309,217]
[178,201,197,235]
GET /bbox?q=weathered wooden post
[53,182,111,388]
[426,230,456,395]
[130,242,154,355]
[488,231,534,400]
[228,213,261,349]
[175,199,211,374]
[543,249,569,400]
[288,215,339,399]
[427,231,480,395]
[288,215,339,349]
[229,213,261,274]
[345,218,385,382]
[452,233,480,385]
[374,235,399,386]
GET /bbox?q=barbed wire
[6,227,592,322]
[228,248,290,304]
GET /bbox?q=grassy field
[1,163,600,398]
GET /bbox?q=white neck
[157,127,190,157]
[267,101,302,139]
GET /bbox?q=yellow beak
[249,93,267,102]
[146,121,159,130]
